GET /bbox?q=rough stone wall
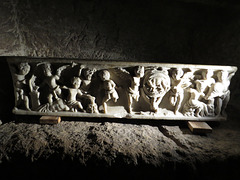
[1,117,240,179]
[0,0,240,65]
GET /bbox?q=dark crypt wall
[1,0,240,179]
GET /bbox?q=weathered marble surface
[8,58,237,121]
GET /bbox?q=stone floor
[0,107,240,180]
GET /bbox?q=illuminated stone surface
[0,114,240,179]
[8,57,237,121]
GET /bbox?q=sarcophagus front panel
[8,57,237,121]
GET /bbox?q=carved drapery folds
[8,58,237,121]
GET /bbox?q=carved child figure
[127,66,144,113]
[169,68,193,115]
[66,77,84,112]
[99,70,119,113]
[13,62,31,110]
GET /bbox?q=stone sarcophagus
[8,57,237,121]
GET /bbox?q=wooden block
[188,121,212,134]
[40,116,61,124]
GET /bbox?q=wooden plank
[188,121,212,134]
[40,116,61,124]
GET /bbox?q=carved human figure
[13,62,31,110]
[195,69,215,115]
[143,69,171,112]
[78,67,98,113]
[183,81,208,117]
[169,68,193,114]
[199,69,215,91]
[126,66,144,113]
[66,77,84,112]
[29,75,41,110]
[38,98,70,112]
[40,63,69,105]
[80,68,96,93]
[205,70,234,116]
[83,95,99,113]
[99,70,119,113]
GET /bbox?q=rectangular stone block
[188,121,212,134]
[40,116,61,124]
[8,57,237,121]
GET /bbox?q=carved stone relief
[8,58,238,121]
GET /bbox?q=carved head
[43,63,52,76]
[99,70,110,81]
[83,68,95,80]
[217,70,228,82]
[134,66,144,78]
[172,68,183,80]
[71,77,81,88]
[196,81,204,93]
[18,63,30,75]
[202,69,213,79]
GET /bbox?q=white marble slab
[8,57,237,121]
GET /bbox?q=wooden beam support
[188,121,212,134]
[40,116,61,124]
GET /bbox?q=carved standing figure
[205,70,235,116]
[66,77,84,112]
[99,70,119,113]
[80,68,96,93]
[126,66,145,113]
[12,62,31,110]
[40,63,69,105]
[79,68,99,113]
[195,69,215,115]
[29,75,41,110]
[169,68,193,115]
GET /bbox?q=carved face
[202,69,213,79]
[72,77,81,88]
[18,63,30,75]
[135,66,144,78]
[100,70,110,81]
[145,77,163,95]
[43,63,52,76]
[217,70,228,82]
[172,68,183,80]
[84,69,95,80]
[143,70,171,98]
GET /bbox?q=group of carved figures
[10,61,235,118]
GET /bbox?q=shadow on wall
[0,57,14,123]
